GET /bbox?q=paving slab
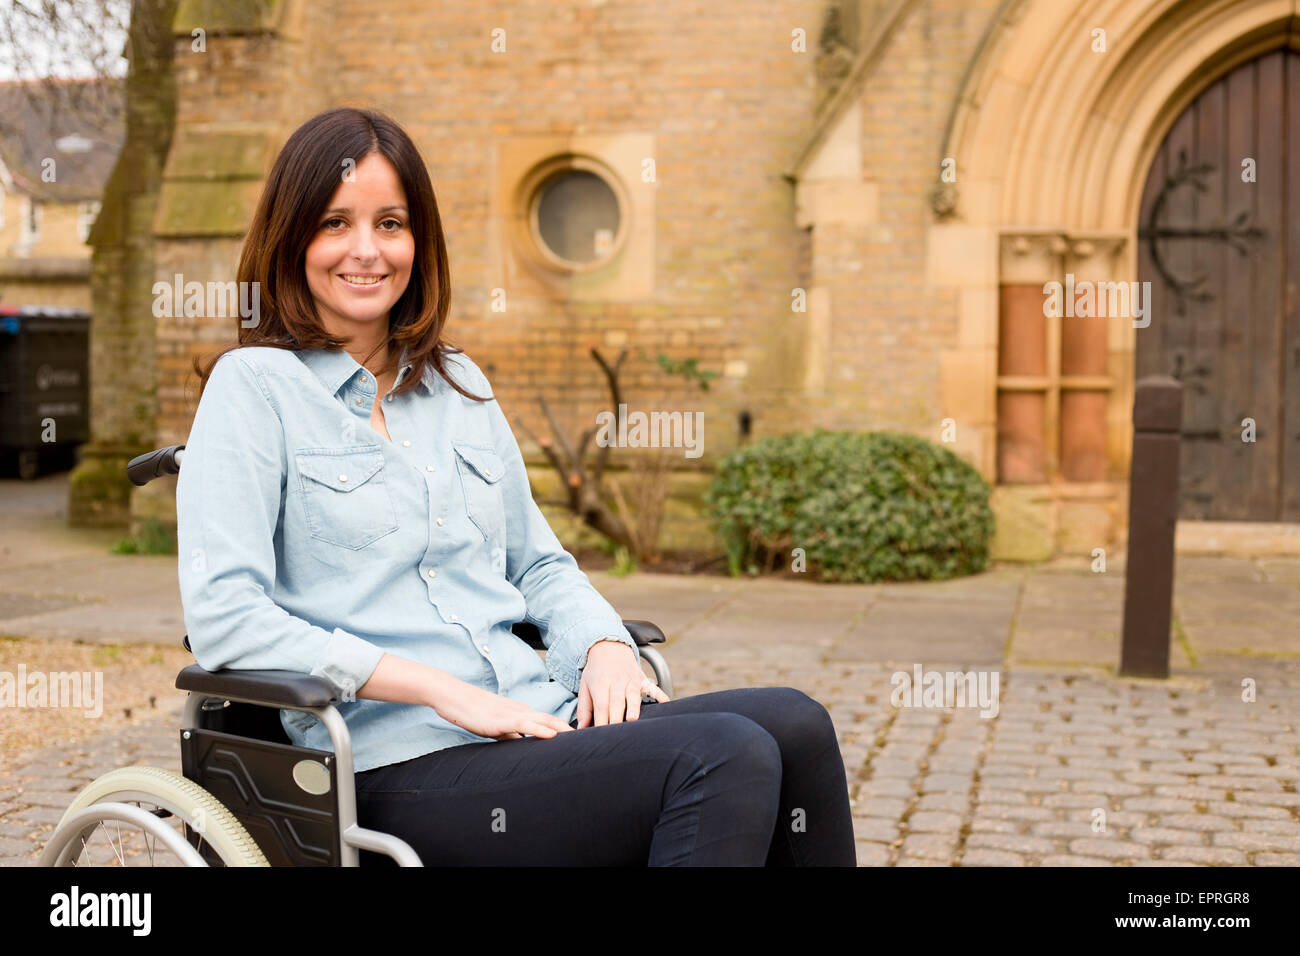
[1017,571,1128,610]
[1179,621,1300,656]
[1009,606,1132,668]
[875,570,1023,605]
[831,599,1011,664]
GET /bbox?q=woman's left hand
[576,639,671,728]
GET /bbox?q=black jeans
[353,686,856,866]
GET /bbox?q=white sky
[0,0,131,82]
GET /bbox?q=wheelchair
[38,444,673,867]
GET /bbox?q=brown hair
[191,106,489,403]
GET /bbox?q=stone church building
[83,0,1300,560]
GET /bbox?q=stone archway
[932,0,1300,553]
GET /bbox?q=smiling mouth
[338,274,387,287]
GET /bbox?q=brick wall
[814,0,1000,440]
[155,0,1007,552]
[161,1,831,459]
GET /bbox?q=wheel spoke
[112,821,127,866]
[139,801,159,866]
[52,785,250,866]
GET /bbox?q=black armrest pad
[175,663,337,709]
[511,619,666,650]
[623,620,667,645]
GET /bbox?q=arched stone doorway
[1136,48,1299,522]
[935,0,1300,554]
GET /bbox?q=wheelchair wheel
[39,766,269,867]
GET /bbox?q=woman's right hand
[430,677,575,741]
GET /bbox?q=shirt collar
[296,344,440,397]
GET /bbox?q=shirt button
[436,517,443,526]
[426,569,436,579]
[402,440,411,447]
[480,644,490,655]
[338,474,348,482]
[426,464,435,472]
[385,395,393,402]
[450,613,458,621]
[355,397,364,406]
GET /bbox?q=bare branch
[536,391,579,480]
[514,413,570,496]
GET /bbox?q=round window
[533,169,621,265]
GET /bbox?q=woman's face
[304,152,415,344]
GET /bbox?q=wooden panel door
[1136,48,1297,521]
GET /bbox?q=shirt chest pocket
[453,441,506,546]
[295,444,399,550]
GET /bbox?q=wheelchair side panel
[180,727,342,866]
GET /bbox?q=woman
[176,107,856,866]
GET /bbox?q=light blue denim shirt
[175,344,639,773]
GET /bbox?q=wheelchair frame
[39,444,673,867]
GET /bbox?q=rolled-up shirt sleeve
[175,352,385,700]
[476,364,639,694]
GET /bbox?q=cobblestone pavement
[5,654,1297,867]
[2,475,1298,865]
[688,656,1300,867]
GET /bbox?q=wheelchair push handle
[127,444,185,486]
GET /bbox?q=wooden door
[1136,47,1300,521]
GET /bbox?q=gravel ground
[0,636,193,778]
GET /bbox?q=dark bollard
[1120,376,1184,678]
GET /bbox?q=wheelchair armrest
[176,663,338,709]
[623,620,667,645]
[510,619,666,650]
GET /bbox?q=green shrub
[703,429,994,583]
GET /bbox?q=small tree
[512,347,633,551]
[512,346,710,565]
